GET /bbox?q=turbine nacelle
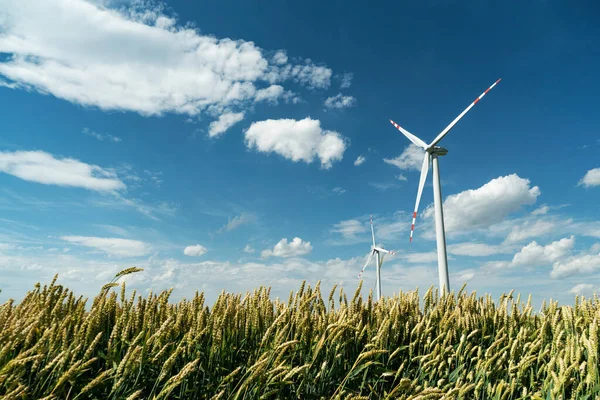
[428,146,448,156]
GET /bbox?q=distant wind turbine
[357,214,395,301]
[389,78,502,295]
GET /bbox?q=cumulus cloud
[0,0,332,117]
[272,51,288,65]
[0,150,125,192]
[512,236,575,266]
[332,187,346,194]
[484,236,575,272]
[551,246,600,279]
[396,174,408,182]
[383,144,424,171]
[261,237,312,258]
[579,168,600,187]
[324,93,356,109]
[569,283,596,296]
[184,244,207,257]
[244,117,346,169]
[423,174,540,233]
[354,155,366,166]
[208,112,245,137]
[243,244,255,254]
[82,127,121,143]
[60,236,151,257]
[254,85,285,104]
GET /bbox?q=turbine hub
[431,146,448,156]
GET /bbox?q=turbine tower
[357,214,395,301]
[389,79,502,295]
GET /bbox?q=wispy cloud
[0,150,125,193]
[82,127,122,143]
[337,72,353,89]
[216,213,257,234]
[60,235,152,257]
[383,144,423,171]
[208,112,245,138]
[354,155,366,166]
[324,93,356,109]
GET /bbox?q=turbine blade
[358,250,375,279]
[370,214,376,247]
[427,78,502,149]
[390,120,427,149]
[375,247,395,255]
[410,152,430,242]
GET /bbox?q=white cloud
[579,168,600,187]
[331,219,366,240]
[244,117,346,169]
[369,182,398,191]
[383,144,423,171]
[423,174,540,233]
[504,219,562,243]
[403,252,438,264]
[82,127,121,142]
[272,51,288,65]
[183,244,207,257]
[569,283,596,296]
[60,235,151,257]
[254,85,285,104]
[512,236,575,266]
[243,244,255,254]
[354,156,367,167]
[273,62,332,89]
[455,270,475,282]
[483,236,575,273]
[531,205,549,216]
[324,93,356,109]
[354,155,366,166]
[448,242,514,257]
[338,72,353,89]
[261,237,312,258]
[332,187,346,194]
[396,174,408,182]
[0,0,332,117]
[208,112,245,137]
[216,213,257,234]
[551,244,600,279]
[0,150,125,192]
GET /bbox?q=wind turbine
[389,78,502,295]
[357,214,395,301]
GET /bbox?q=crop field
[0,268,599,399]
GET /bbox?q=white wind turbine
[389,79,502,295]
[357,214,395,301]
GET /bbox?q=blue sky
[0,0,599,307]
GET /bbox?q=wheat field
[0,268,599,399]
